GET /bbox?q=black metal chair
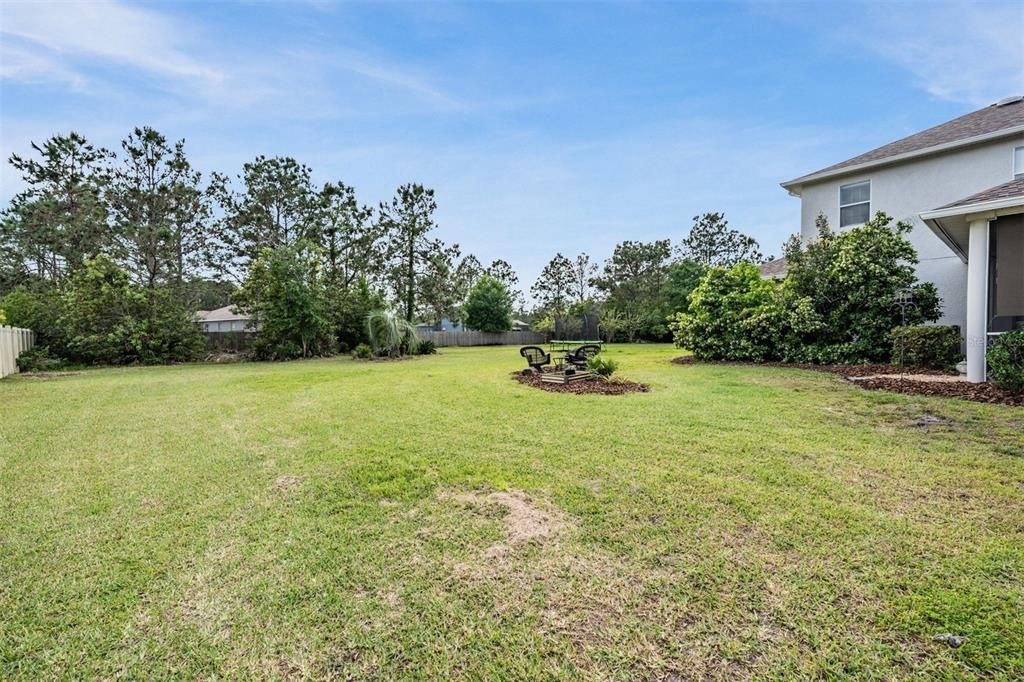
[520,346,551,371]
[566,344,601,370]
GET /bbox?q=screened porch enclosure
[989,213,1024,334]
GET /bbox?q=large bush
[59,255,204,365]
[668,263,781,361]
[233,243,335,361]
[988,330,1024,393]
[0,285,67,354]
[889,325,962,369]
[463,275,513,333]
[671,213,943,365]
[329,277,385,351]
[779,212,940,363]
[1,262,203,366]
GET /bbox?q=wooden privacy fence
[0,326,35,378]
[418,330,547,347]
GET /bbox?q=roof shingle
[757,257,789,279]
[788,97,1024,185]
[938,177,1024,210]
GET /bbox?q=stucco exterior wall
[795,133,1024,328]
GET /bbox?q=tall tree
[679,212,763,267]
[209,156,318,280]
[231,241,334,360]
[569,253,597,304]
[593,239,671,309]
[592,239,673,339]
[463,275,513,333]
[108,127,209,288]
[1,133,112,285]
[378,183,438,322]
[485,258,522,309]
[417,242,462,327]
[317,181,382,288]
[531,253,574,314]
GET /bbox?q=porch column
[965,218,990,382]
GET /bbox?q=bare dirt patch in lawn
[512,371,649,395]
[271,475,303,494]
[439,488,570,556]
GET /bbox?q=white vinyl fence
[0,326,35,378]
[418,330,547,347]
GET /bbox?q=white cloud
[0,0,222,86]
[784,0,1023,107]
[330,51,464,110]
[858,1,1024,106]
[0,41,87,90]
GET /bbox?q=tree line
[0,127,770,365]
[0,128,524,363]
[528,211,765,341]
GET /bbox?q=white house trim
[782,124,1024,195]
[965,219,990,382]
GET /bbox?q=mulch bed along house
[671,356,1024,407]
[512,371,649,395]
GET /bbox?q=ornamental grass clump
[366,308,418,357]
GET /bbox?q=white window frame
[1014,145,1024,180]
[839,180,871,228]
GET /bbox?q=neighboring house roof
[197,305,250,322]
[757,257,789,279]
[782,96,1024,193]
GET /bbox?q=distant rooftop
[757,257,788,280]
[197,305,249,322]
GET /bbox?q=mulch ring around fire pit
[671,356,1024,407]
[512,371,649,395]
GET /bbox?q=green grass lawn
[2,344,1022,680]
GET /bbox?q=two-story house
[781,96,1024,383]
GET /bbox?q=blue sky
[2,1,1022,288]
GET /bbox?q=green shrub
[0,285,67,355]
[587,354,618,378]
[780,212,941,363]
[234,243,335,361]
[463,275,513,332]
[330,277,385,350]
[352,343,373,359]
[60,256,204,365]
[413,339,437,355]
[889,325,962,369]
[988,330,1024,394]
[669,263,781,362]
[15,347,66,372]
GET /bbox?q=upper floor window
[839,180,870,227]
[1014,146,1024,180]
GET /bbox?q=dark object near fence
[520,346,551,371]
[566,344,602,370]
